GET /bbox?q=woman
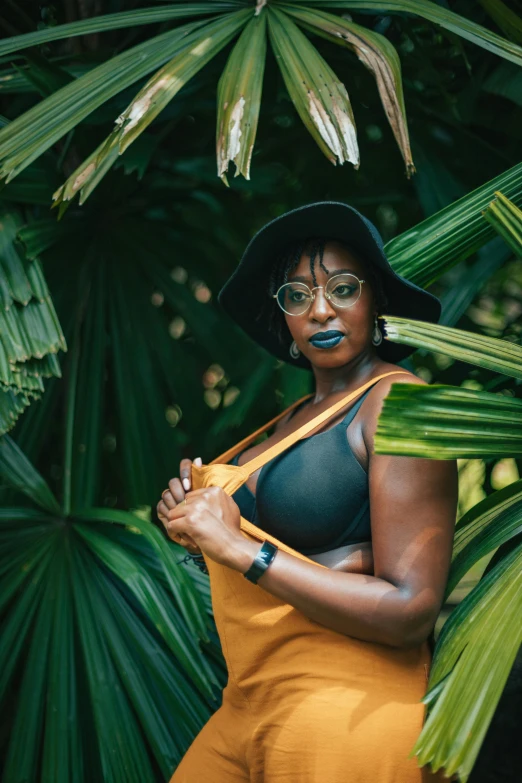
[157,202,458,782]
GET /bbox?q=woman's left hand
[165,486,243,567]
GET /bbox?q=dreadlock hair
[265,236,389,346]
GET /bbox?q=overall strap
[214,371,411,473]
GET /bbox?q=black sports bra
[228,389,372,556]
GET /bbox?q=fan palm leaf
[479,0,522,46]
[0,20,209,182]
[446,479,522,599]
[0,453,224,781]
[216,12,267,182]
[381,316,522,379]
[304,0,522,65]
[0,3,242,57]
[1,0,521,193]
[482,190,522,257]
[412,542,522,781]
[0,209,65,434]
[384,161,522,286]
[282,4,414,174]
[375,178,522,779]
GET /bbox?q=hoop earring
[371,314,383,346]
[289,340,301,359]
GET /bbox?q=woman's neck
[309,353,386,404]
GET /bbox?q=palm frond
[267,6,359,167]
[216,13,267,182]
[0,20,207,182]
[53,10,250,206]
[384,161,522,286]
[0,503,224,782]
[0,3,241,57]
[0,210,65,434]
[374,383,522,459]
[295,0,522,66]
[0,434,61,515]
[446,479,522,598]
[282,4,414,175]
[382,316,522,379]
[479,0,522,46]
[482,190,522,257]
[412,542,522,782]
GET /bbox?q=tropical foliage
[376,191,522,780]
[0,208,65,435]
[2,0,522,201]
[1,1,521,782]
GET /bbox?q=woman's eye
[333,284,356,297]
[289,290,307,302]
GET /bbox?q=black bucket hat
[217,201,441,369]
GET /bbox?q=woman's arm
[227,375,458,649]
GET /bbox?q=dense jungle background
[0,1,521,782]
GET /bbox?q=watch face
[243,541,278,583]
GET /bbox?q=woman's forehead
[294,240,366,272]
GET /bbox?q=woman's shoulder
[363,363,427,404]
[357,364,427,438]
[374,363,427,388]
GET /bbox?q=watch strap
[243,540,278,583]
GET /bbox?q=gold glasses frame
[272,273,366,316]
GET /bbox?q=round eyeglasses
[272,273,365,316]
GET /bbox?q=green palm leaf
[446,479,522,598]
[479,0,522,46]
[412,542,522,782]
[74,517,216,685]
[0,435,61,514]
[374,383,522,459]
[217,12,267,182]
[0,20,207,182]
[69,542,159,783]
[0,3,241,57]
[0,503,224,782]
[482,190,522,256]
[3,542,69,782]
[384,160,522,286]
[0,209,65,434]
[297,0,522,66]
[77,553,204,779]
[2,0,520,190]
[11,212,254,509]
[282,4,414,175]
[381,316,522,379]
[53,9,250,206]
[267,6,359,167]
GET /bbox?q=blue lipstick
[308,330,345,350]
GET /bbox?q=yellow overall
[170,372,448,782]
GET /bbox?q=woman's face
[282,240,377,369]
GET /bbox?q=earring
[289,340,301,359]
[371,314,383,346]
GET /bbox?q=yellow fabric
[170,372,448,781]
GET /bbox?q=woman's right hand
[157,457,203,554]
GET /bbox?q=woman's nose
[309,288,336,319]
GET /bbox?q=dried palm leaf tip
[266,237,389,346]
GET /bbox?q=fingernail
[194,457,202,466]
[182,478,190,491]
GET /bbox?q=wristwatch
[243,540,278,584]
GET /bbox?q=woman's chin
[305,348,357,368]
